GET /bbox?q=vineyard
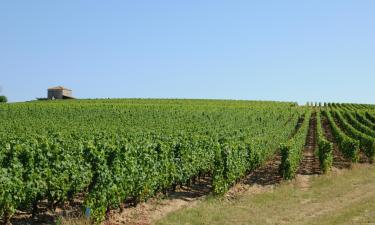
[0,99,375,224]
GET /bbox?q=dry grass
[157,164,375,225]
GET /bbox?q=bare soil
[7,197,85,225]
[245,152,282,186]
[298,112,321,176]
[107,178,212,225]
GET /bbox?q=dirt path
[297,112,321,176]
[321,114,351,169]
[106,178,212,225]
[245,152,282,186]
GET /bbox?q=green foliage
[1,99,372,223]
[353,112,375,130]
[279,110,311,179]
[343,111,375,137]
[0,156,25,224]
[316,111,333,173]
[211,108,302,194]
[332,110,375,162]
[0,95,7,103]
[0,99,302,223]
[323,110,360,162]
[318,140,333,173]
[365,112,375,124]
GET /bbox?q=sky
[1,1,375,104]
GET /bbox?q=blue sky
[1,1,375,104]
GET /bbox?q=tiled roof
[48,86,72,91]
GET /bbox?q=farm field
[0,99,375,225]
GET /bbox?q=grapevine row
[0,100,302,223]
[353,112,375,130]
[316,111,333,173]
[343,111,375,137]
[279,110,311,179]
[365,112,375,124]
[331,110,375,162]
[322,110,360,162]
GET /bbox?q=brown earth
[107,178,212,225]
[298,112,321,176]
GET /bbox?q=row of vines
[1,99,374,224]
[322,103,375,165]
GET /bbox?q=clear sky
[1,1,375,104]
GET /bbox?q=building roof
[48,86,72,91]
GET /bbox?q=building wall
[62,89,72,97]
[48,90,63,99]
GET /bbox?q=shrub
[0,95,7,103]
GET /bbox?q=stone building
[47,86,75,99]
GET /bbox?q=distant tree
[0,96,8,103]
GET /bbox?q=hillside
[0,99,374,224]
